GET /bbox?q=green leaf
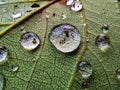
[0,0,120,90]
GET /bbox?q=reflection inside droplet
[95,34,110,52]
[20,32,40,51]
[71,1,83,11]
[66,0,74,5]
[78,61,93,79]
[0,46,8,65]
[12,12,21,19]
[49,24,81,53]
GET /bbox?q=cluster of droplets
[95,24,110,52]
[78,61,93,89]
[66,0,83,11]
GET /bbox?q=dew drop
[78,61,93,79]
[66,0,74,5]
[20,32,40,51]
[116,68,120,80]
[12,12,21,19]
[31,3,40,8]
[71,1,83,11]
[12,65,19,72]
[0,0,5,4]
[45,13,49,18]
[0,74,4,90]
[81,81,88,89]
[95,34,110,52]
[0,46,8,65]
[101,24,109,33]
[61,13,67,19]
[49,24,81,53]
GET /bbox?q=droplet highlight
[49,24,81,53]
[101,24,109,33]
[0,0,5,4]
[81,81,88,89]
[78,61,93,79]
[71,1,83,11]
[66,0,74,5]
[20,32,40,51]
[12,12,21,19]
[0,46,8,65]
[12,65,19,72]
[95,34,110,52]
[0,74,4,90]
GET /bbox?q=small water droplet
[52,13,56,17]
[78,61,93,79]
[116,68,120,80]
[66,0,74,5]
[0,74,4,90]
[12,65,19,72]
[12,12,21,19]
[45,13,49,18]
[20,32,40,51]
[0,46,8,65]
[81,81,88,89]
[101,24,109,33]
[95,34,110,52]
[26,10,32,13]
[2,8,7,13]
[49,24,81,53]
[31,3,40,8]
[20,26,26,33]
[71,1,83,11]
[14,4,19,8]
[61,13,67,19]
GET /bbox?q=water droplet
[71,1,83,11]
[101,24,109,33]
[49,24,81,53]
[52,13,56,17]
[2,8,7,13]
[12,65,19,72]
[45,13,49,18]
[0,0,5,4]
[81,81,88,89]
[20,26,26,33]
[31,3,40,8]
[12,12,21,19]
[26,10,32,13]
[20,32,40,51]
[61,13,67,19]
[78,61,93,79]
[0,46,8,65]
[66,0,74,5]
[95,34,110,52]
[0,74,4,90]
[116,68,120,80]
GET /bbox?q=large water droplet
[101,24,109,33]
[66,0,74,5]
[12,65,19,72]
[20,32,40,51]
[12,12,21,19]
[71,1,83,11]
[0,46,8,65]
[49,24,81,53]
[95,34,110,52]
[78,61,93,79]
[116,68,120,80]
[0,74,4,90]
[81,81,88,89]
